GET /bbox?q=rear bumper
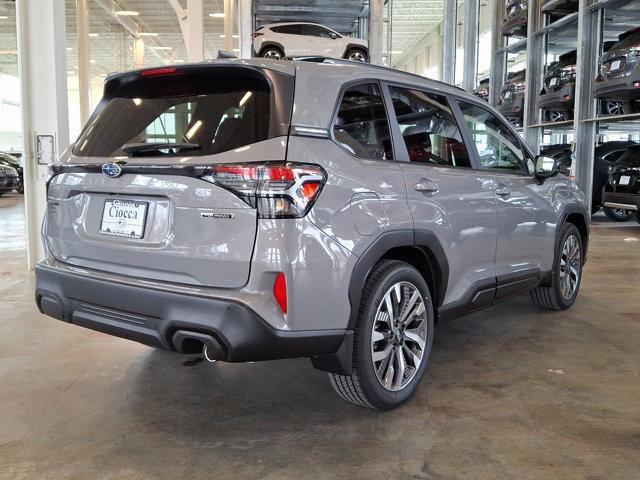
[594,69,640,100]
[0,175,19,192]
[502,14,527,36]
[602,191,640,211]
[35,258,348,365]
[540,83,575,110]
[497,97,525,118]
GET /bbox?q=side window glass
[333,83,393,160]
[389,87,471,168]
[457,101,528,173]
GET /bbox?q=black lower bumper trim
[35,262,347,364]
[601,191,640,211]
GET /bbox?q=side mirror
[534,155,558,181]
[330,32,340,39]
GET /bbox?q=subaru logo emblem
[102,163,122,178]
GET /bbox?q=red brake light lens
[273,273,287,314]
[140,67,180,77]
[201,163,326,219]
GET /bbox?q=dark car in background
[0,162,19,196]
[497,69,526,126]
[473,78,490,101]
[595,27,640,115]
[0,152,23,194]
[541,0,578,19]
[602,144,640,222]
[503,0,528,38]
[542,141,636,220]
[540,50,576,122]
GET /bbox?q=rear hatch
[46,62,294,288]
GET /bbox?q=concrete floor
[1,192,639,480]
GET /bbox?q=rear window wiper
[121,143,201,157]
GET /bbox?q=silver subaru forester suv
[36,58,589,409]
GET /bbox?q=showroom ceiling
[390,0,443,63]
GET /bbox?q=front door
[386,85,498,307]
[456,100,557,282]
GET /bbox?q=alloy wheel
[612,208,629,218]
[348,51,366,62]
[605,100,625,116]
[371,282,428,392]
[560,234,581,300]
[262,49,282,60]
[549,110,567,122]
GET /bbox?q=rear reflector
[140,67,180,77]
[634,81,640,88]
[273,273,287,314]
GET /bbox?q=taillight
[201,163,326,218]
[273,272,287,314]
[140,67,180,77]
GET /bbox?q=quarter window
[333,83,393,160]
[389,87,471,168]
[458,101,529,173]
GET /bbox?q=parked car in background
[497,69,526,126]
[602,144,640,222]
[473,78,490,101]
[502,0,528,38]
[253,22,368,62]
[541,140,636,220]
[595,27,640,115]
[0,162,19,196]
[540,50,576,122]
[35,58,589,410]
[0,152,23,194]
[541,0,578,19]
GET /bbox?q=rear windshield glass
[615,29,640,50]
[73,72,274,158]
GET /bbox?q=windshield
[72,67,290,158]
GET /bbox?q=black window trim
[452,96,533,176]
[329,78,398,163]
[381,80,476,171]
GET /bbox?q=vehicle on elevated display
[595,27,640,115]
[472,78,490,101]
[502,0,528,38]
[541,0,578,18]
[541,141,636,220]
[497,69,526,126]
[36,58,589,410]
[0,162,19,196]
[540,50,576,122]
[252,22,368,62]
[0,152,23,194]
[602,144,640,222]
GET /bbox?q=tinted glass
[303,25,335,38]
[272,25,302,35]
[73,78,272,158]
[458,101,529,172]
[389,87,471,168]
[333,83,393,160]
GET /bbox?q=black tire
[259,46,284,60]
[345,48,368,63]
[329,260,435,410]
[603,206,633,222]
[530,223,583,311]
[600,99,638,116]
[17,184,24,194]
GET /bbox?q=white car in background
[252,22,368,62]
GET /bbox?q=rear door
[272,24,307,55]
[385,84,498,307]
[46,64,294,288]
[303,25,342,57]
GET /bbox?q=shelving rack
[491,0,640,211]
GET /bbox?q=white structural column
[133,37,145,68]
[170,0,204,62]
[224,0,235,52]
[17,0,70,269]
[441,0,456,85]
[369,0,383,65]
[76,0,90,125]
[462,0,479,92]
[237,0,252,58]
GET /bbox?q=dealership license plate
[618,175,631,186]
[99,199,148,239]
[549,77,558,86]
[505,91,512,99]
[610,59,622,71]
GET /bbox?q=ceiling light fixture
[209,12,224,18]
[0,16,8,20]
[89,33,99,37]
[114,10,139,16]
[154,46,172,50]
[138,32,159,37]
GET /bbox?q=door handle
[495,184,511,198]
[414,180,439,194]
